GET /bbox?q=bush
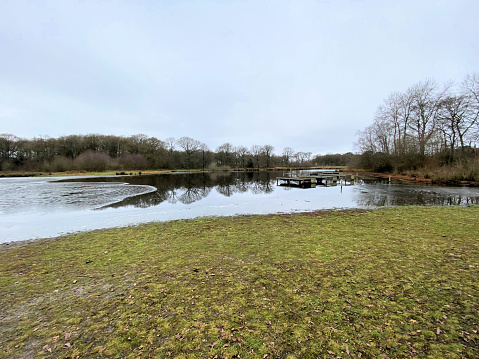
[47,156,73,172]
[73,151,114,172]
[118,153,147,170]
[358,151,393,173]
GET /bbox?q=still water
[1,171,478,243]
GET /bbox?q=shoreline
[353,171,479,187]
[0,208,368,249]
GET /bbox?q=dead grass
[0,207,478,358]
[404,158,479,184]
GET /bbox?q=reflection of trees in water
[216,173,238,197]
[249,172,275,194]
[234,179,249,193]
[179,187,211,204]
[167,189,178,204]
[87,171,280,209]
[355,185,479,207]
[66,172,478,210]
[216,184,236,197]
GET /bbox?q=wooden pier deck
[276,177,316,188]
[277,172,355,188]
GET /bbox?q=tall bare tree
[216,143,235,167]
[282,147,294,166]
[250,145,263,168]
[263,145,275,168]
[462,73,479,143]
[235,146,249,168]
[408,80,447,156]
[437,92,475,161]
[177,137,201,168]
[164,137,176,154]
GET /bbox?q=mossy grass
[1,207,478,358]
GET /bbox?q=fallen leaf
[52,336,59,343]
[346,345,350,356]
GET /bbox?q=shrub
[73,151,114,172]
[118,153,147,170]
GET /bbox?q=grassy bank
[399,159,479,185]
[1,207,478,358]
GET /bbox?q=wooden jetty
[277,172,355,188]
[309,172,355,185]
[276,177,317,188]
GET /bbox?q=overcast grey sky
[0,0,478,155]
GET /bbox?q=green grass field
[1,207,478,358]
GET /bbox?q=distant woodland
[355,74,479,181]
[0,133,354,173]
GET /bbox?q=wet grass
[0,207,478,358]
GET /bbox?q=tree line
[355,74,479,174]
[0,133,351,172]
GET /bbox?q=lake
[1,170,478,243]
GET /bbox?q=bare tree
[377,92,406,156]
[177,137,201,154]
[463,73,479,105]
[177,137,201,168]
[398,89,415,155]
[437,92,475,161]
[235,146,249,168]
[0,133,21,170]
[462,73,479,143]
[354,126,377,154]
[200,143,210,170]
[282,147,295,166]
[295,151,312,165]
[408,80,447,156]
[250,145,263,168]
[263,145,275,168]
[371,110,394,154]
[216,143,235,167]
[164,137,175,153]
